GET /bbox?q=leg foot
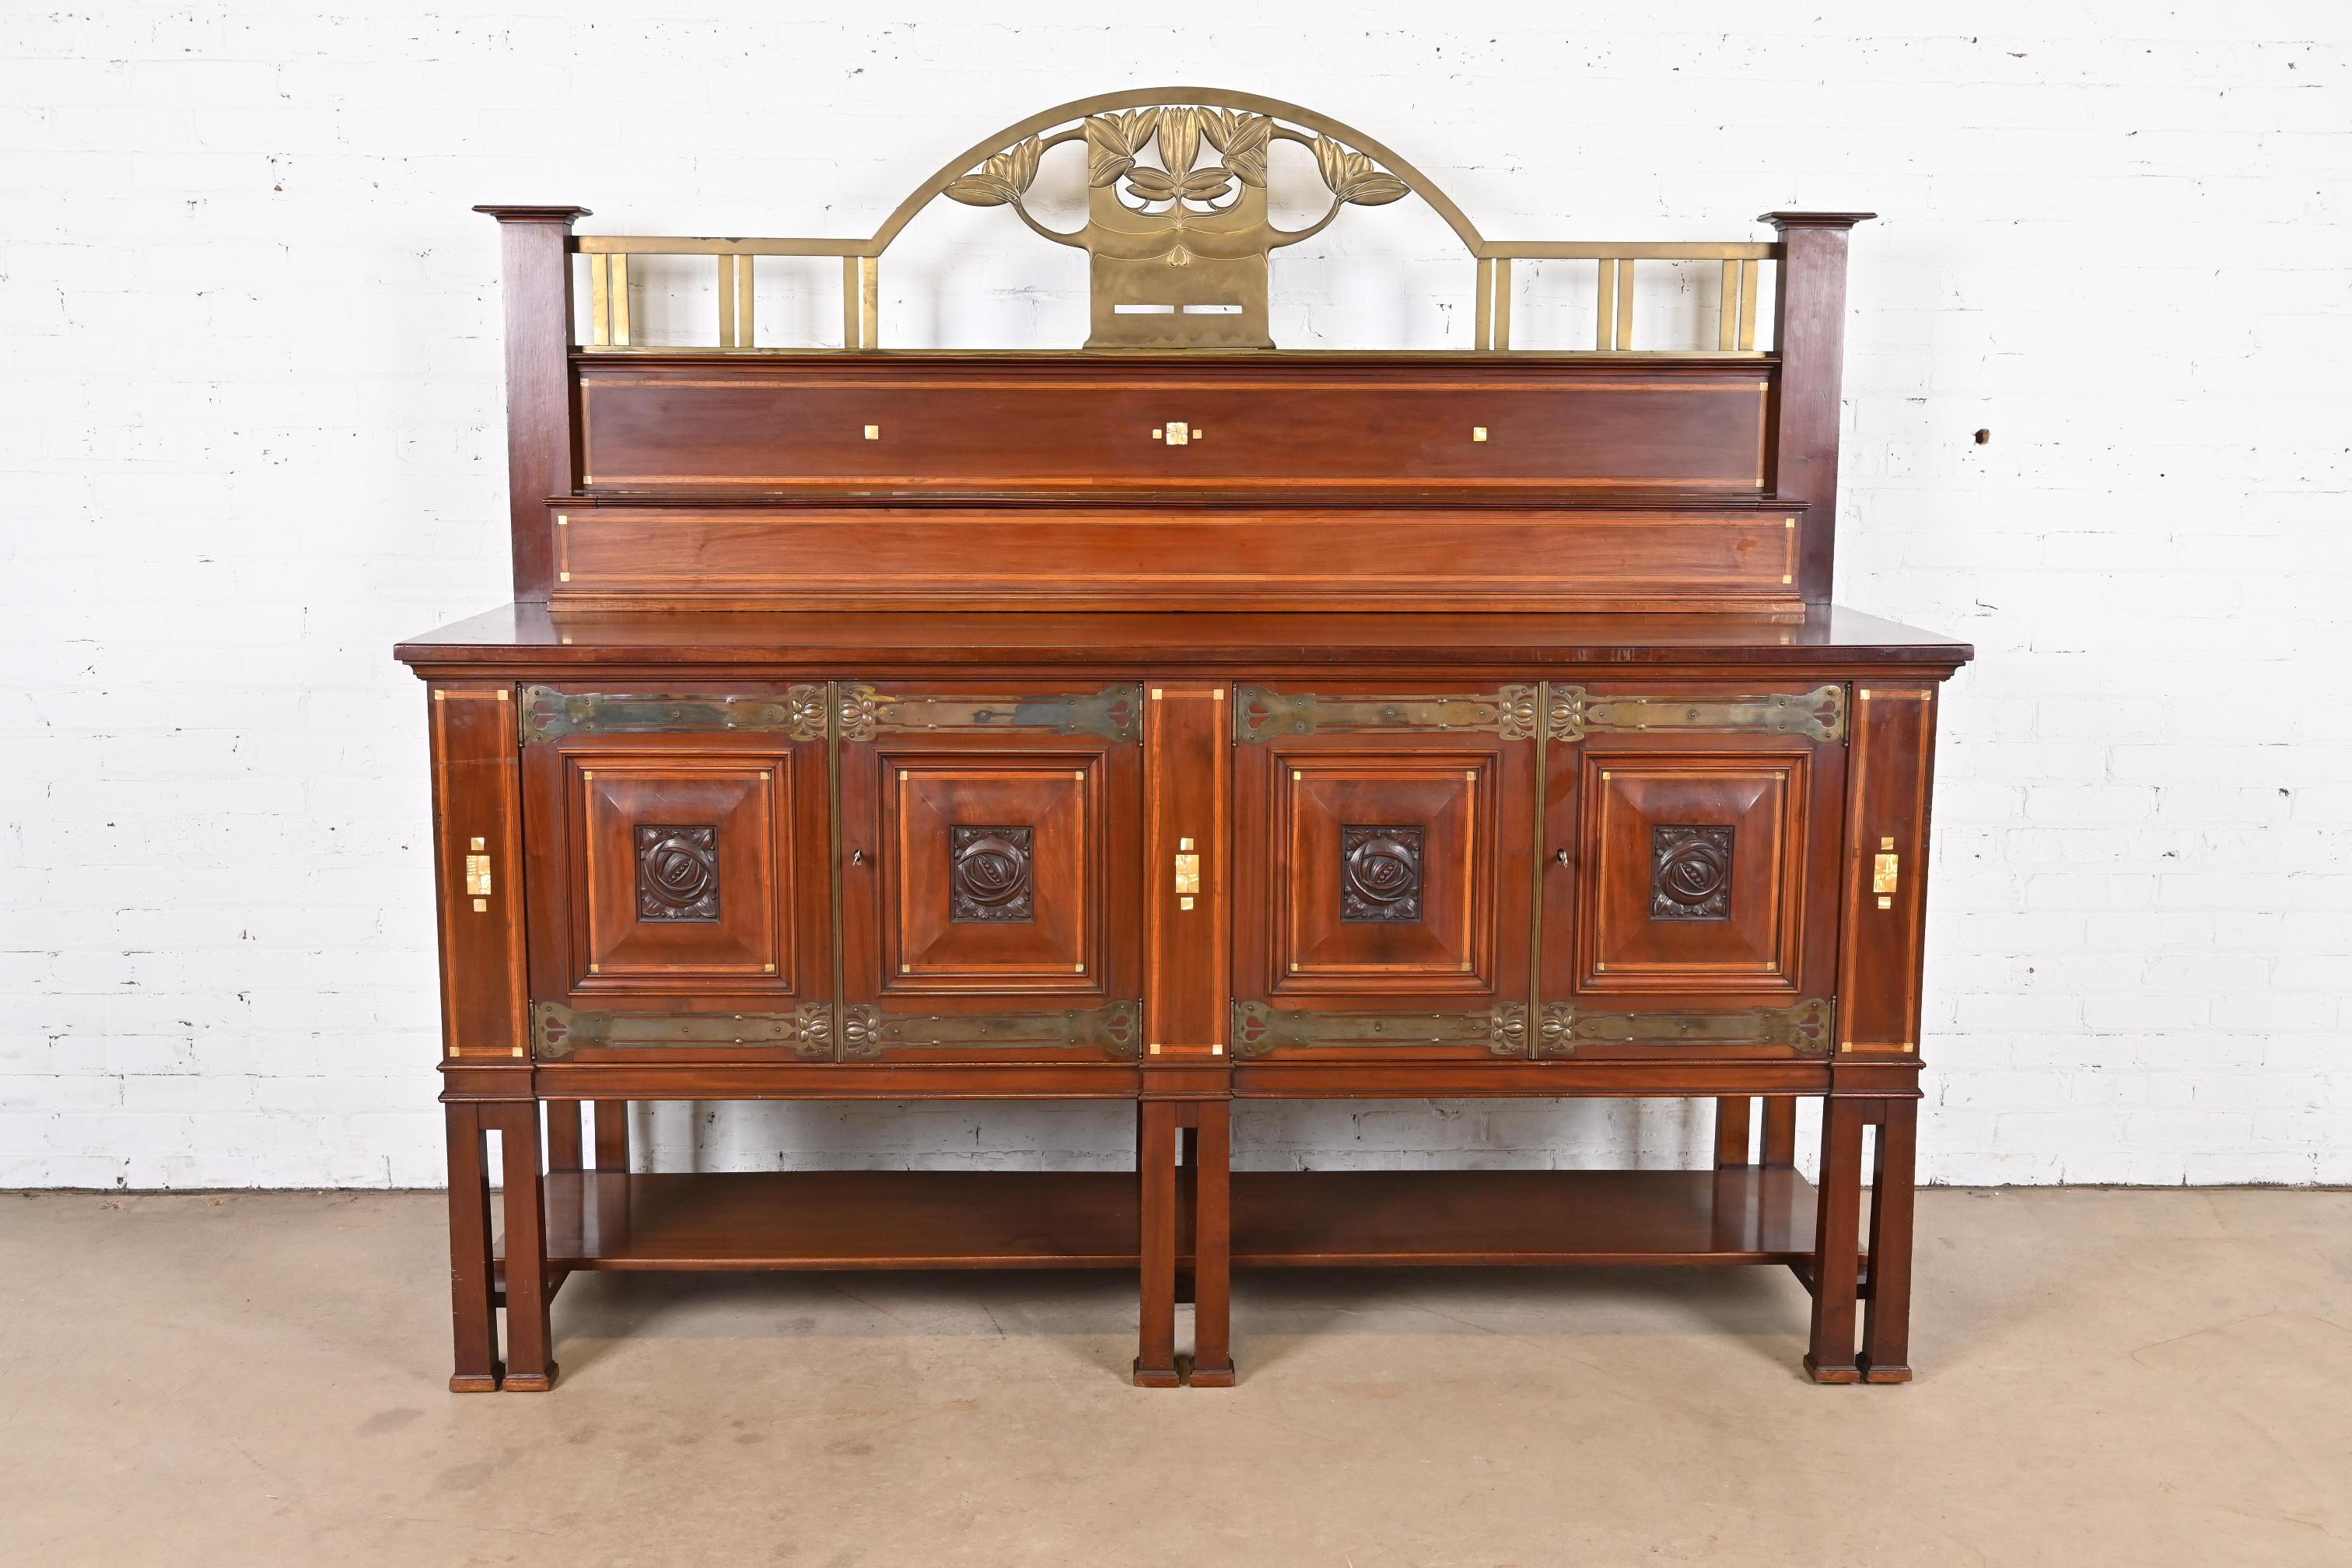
[1804,1096,1867,1383]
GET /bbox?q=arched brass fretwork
[574,86,1781,353]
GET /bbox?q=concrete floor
[1,1188,2347,1566]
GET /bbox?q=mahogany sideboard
[397,89,1970,1391]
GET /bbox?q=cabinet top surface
[394,604,1972,675]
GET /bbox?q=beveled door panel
[1233,684,1535,1061]
[1573,751,1810,996]
[838,683,1144,1062]
[520,684,834,1062]
[1540,684,1846,1061]
[1273,758,1495,992]
[880,756,1101,989]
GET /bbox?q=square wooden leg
[1134,1100,1180,1388]
[545,1101,583,1171]
[1761,1095,1797,1165]
[1713,1097,1754,1167]
[1861,1097,1919,1383]
[444,1101,502,1393]
[1804,1096,1867,1384]
[593,1100,630,1171]
[1187,1101,1234,1388]
[492,1100,559,1393]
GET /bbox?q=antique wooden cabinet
[398,89,1969,1392]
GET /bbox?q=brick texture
[2,3,2346,1187]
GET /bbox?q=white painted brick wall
[2,2,2347,1188]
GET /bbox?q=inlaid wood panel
[575,356,1774,493]
[838,683,1144,1062]
[574,761,791,986]
[545,503,1805,616]
[1233,684,1535,1060]
[881,759,1097,988]
[1571,751,1811,996]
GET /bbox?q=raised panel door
[836,682,1145,1063]
[1231,683,1538,1061]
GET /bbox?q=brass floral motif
[835,684,1143,744]
[839,1001,1140,1059]
[532,1000,833,1061]
[1545,684,1846,743]
[940,100,1413,348]
[1533,999,1833,1059]
[523,684,828,744]
[1234,684,1538,743]
[1230,1001,1529,1059]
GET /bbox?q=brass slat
[1594,258,1618,350]
[1546,684,1847,743]
[716,255,737,348]
[1614,257,1635,351]
[520,685,828,744]
[1536,999,1833,1059]
[1234,684,1538,743]
[1231,1001,1528,1059]
[834,684,1143,743]
[1718,260,1740,352]
[840,1001,1141,1059]
[1482,240,1780,261]
[611,253,631,347]
[590,254,612,348]
[1738,257,1760,352]
[534,1001,834,1061]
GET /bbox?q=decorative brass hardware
[1874,838,1900,908]
[835,683,1143,744]
[1231,1001,1529,1059]
[463,852,494,900]
[1235,684,1538,743]
[1152,422,1199,445]
[1545,684,1846,743]
[569,90,1781,355]
[523,684,827,744]
[1174,852,1201,897]
[1472,425,1489,442]
[839,1001,1141,1059]
[533,1000,833,1062]
[1533,999,1832,1059]
[863,424,880,439]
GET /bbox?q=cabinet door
[836,682,1145,1062]
[1538,684,1846,1060]
[1232,684,1538,1060]
[519,684,836,1062]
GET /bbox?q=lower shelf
[496,1167,1820,1272]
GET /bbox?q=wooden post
[593,1101,630,1171]
[1188,1101,1234,1387]
[1762,212,1872,604]
[443,1101,502,1391]
[1761,1097,1797,1165]
[473,205,588,602]
[493,1100,559,1391]
[1134,1100,1181,1387]
[1804,1096,1867,1383]
[1713,1097,1753,1167]
[1862,1097,1920,1382]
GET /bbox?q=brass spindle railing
[573,236,1776,355]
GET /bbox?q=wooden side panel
[429,684,529,1063]
[1837,681,1941,1055]
[576,361,1770,492]
[548,504,1805,615]
[1143,685,1230,1060]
